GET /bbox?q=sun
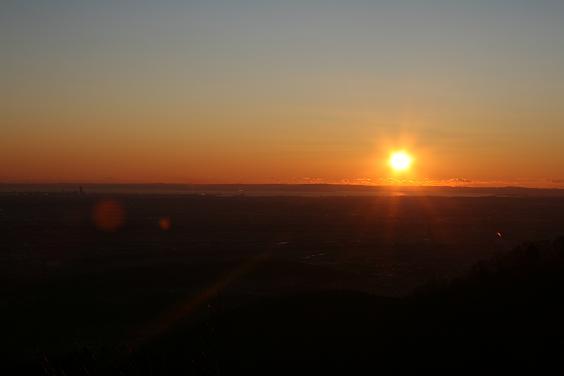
[389,151,413,172]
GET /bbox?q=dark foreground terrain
[2,193,564,373]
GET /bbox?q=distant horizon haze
[3,182,564,197]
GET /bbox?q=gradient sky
[2,0,564,186]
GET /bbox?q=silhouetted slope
[133,237,562,371]
[64,236,563,374]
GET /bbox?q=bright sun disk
[389,151,413,172]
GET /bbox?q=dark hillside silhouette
[2,194,564,373]
[9,236,564,374]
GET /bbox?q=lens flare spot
[159,217,171,231]
[92,199,125,232]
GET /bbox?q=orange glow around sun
[389,151,413,173]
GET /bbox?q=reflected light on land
[134,250,273,346]
[92,199,125,232]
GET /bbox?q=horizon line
[2,182,564,191]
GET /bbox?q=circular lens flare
[389,151,413,172]
[92,199,125,232]
[159,217,171,231]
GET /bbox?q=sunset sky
[2,1,564,186]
